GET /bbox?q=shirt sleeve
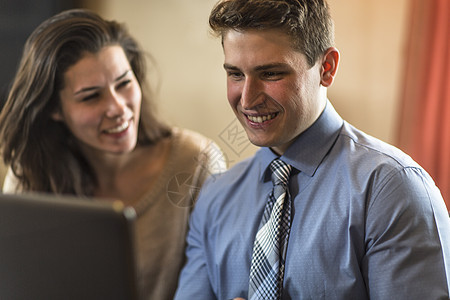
[362,166,450,299]
[174,180,216,300]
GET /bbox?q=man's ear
[320,47,340,87]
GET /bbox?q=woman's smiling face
[55,45,142,156]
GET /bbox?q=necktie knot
[270,159,292,187]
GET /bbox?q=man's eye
[262,71,284,80]
[227,72,244,80]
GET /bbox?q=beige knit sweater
[2,127,227,300]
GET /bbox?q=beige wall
[83,0,409,166]
[328,0,408,146]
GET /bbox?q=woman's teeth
[105,121,129,133]
[247,113,277,123]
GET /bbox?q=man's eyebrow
[223,63,288,71]
[254,63,288,71]
[223,63,239,70]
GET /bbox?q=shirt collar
[256,100,344,181]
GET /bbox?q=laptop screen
[0,192,138,300]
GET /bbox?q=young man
[175,0,450,299]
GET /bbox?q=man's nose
[241,77,263,110]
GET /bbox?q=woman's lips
[103,120,130,134]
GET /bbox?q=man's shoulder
[192,154,259,219]
[208,155,256,183]
[338,121,420,170]
[198,153,261,199]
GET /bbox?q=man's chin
[247,135,291,155]
[247,135,272,148]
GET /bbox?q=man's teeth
[105,121,129,133]
[247,113,276,123]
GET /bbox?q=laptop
[0,192,138,300]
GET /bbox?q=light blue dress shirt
[175,101,450,300]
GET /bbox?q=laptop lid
[0,192,138,300]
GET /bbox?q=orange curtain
[397,0,450,209]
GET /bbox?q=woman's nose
[104,90,126,118]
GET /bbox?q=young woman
[0,9,226,299]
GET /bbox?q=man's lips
[245,112,278,124]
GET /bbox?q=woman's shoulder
[170,127,220,160]
[169,127,227,174]
[171,127,213,151]
[2,167,21,193]
[0,160,8,190]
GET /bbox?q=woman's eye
[117,80,131,89]
[81,93,99,102]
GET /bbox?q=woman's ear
[51,110,64,122]
[320,47,340,87]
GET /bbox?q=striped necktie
[248,158,292,300]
